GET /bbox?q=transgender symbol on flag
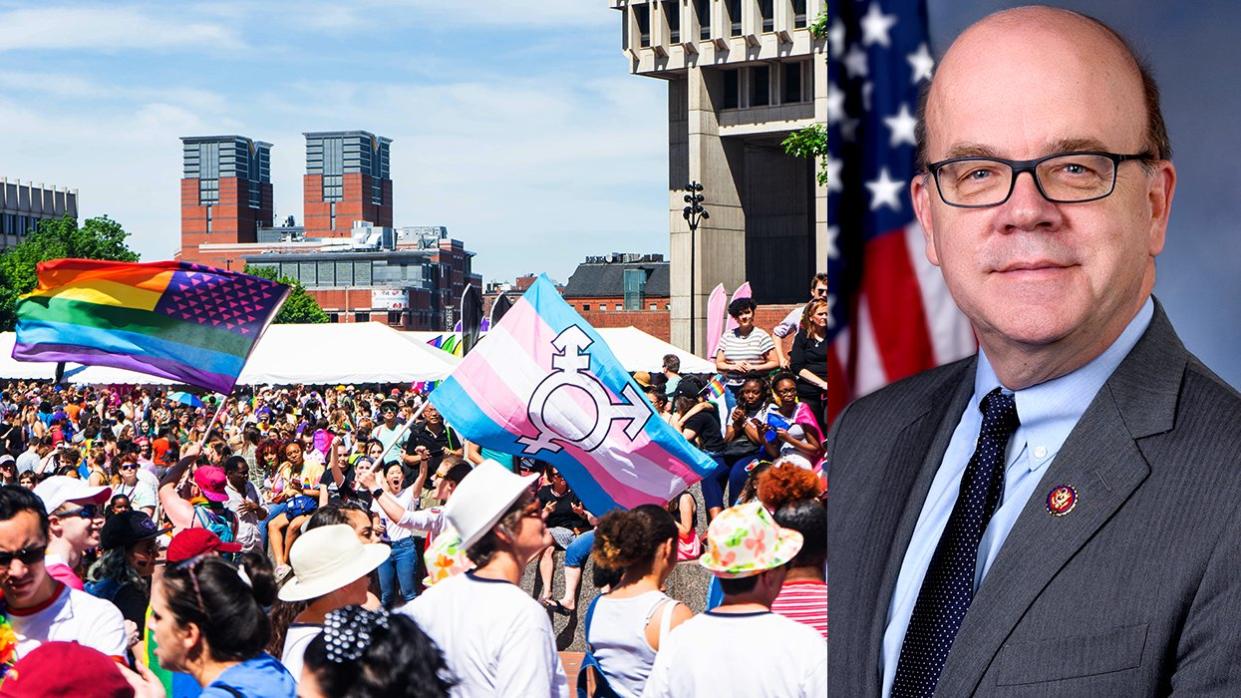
[518,325,651,457]
[430,274,718,514]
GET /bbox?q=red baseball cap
[0,641,132,697]
[167,528,242,564]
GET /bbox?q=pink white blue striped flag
[429,274,717,513]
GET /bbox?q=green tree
[0,215,141,330]
[783,123,828,187]
[785,6,830,186]
[244,265,330,324]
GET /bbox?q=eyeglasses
[55,504,100,519]
[0,544,47,566]
[119,463,138,470]
[925,150,1153,208]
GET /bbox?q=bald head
[916,5,1170,170]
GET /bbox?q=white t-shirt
[641,610,826,698]
[371,487,417,542]
[404,571,568,697]
[280,623,321,685]
[225,481,264,553]
[9,583,128,660]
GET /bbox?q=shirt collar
[973,297,1154,471]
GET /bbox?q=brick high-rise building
[180,136,273,269]
[303,131,393,238]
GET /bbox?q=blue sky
[0,1,668,286]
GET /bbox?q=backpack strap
[213,684,245,698]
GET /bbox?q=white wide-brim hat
[445,459,539,550]
[278,524,391,602]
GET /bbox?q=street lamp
[683,181,709,355]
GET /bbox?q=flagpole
[196,393,229,452]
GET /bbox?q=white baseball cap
[33,476,112,514]
[445,460,539,550]
[278,524,391,602]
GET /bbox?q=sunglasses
[0,544,47,566]
[56,504,100,519]
[119,463,138,470]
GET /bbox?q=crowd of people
[0,300,827,697]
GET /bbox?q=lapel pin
[1046,484,1078,517]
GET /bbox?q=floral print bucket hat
[699,500,804,579]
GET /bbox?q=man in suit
[828,6,1241,697]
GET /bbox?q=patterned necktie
[892,388,1020,697]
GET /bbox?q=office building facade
[179,135,274,269]
[303,131,393,238]
[612,0,827,352]
[1,179,78,250]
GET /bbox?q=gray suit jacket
[828,302,1241,696]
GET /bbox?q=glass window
[750,65,771,106]
[335,261,353,286]
[723,69,740,109]
[298,262,317,286]
[387,310,402,325]
[329,313,339,323]
[635,4,651,47]
[354,312,370,323]
[583,304,591,311]
[697,0,711,39]
[317,261,335,286]
[727,0,742,36]
[793,0,807,28]
[783,61,804,103]
[665,1,681,43]
[623,268,647,310]
[760,0,773,32]
[355,261,372,286]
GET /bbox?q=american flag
[825,0,974,423]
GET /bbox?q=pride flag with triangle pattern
[13,258,288,394]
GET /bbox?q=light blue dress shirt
[879,298,1154,697]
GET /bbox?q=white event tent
[0,323,460,388]
[401,325,715,374]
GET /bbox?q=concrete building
[612,0,827,353]
[563,253,672,340]
[0,179,78,250]
[179,136,274,269]
[303,131,393,238]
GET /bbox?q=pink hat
[194,466,229,503]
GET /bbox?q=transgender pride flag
[430,274,717,514]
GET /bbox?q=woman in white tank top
[585,504,694,698]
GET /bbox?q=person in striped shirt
[715,297,779,394]
[758,463,827,638]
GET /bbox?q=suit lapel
[861,363,976,695]
[934,302,1187,696]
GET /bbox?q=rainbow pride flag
[430,274,716,513]
[13,259,288,394]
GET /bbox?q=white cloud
[0,5,242,53]
[0,1,669,283]
[386,0,615,28]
